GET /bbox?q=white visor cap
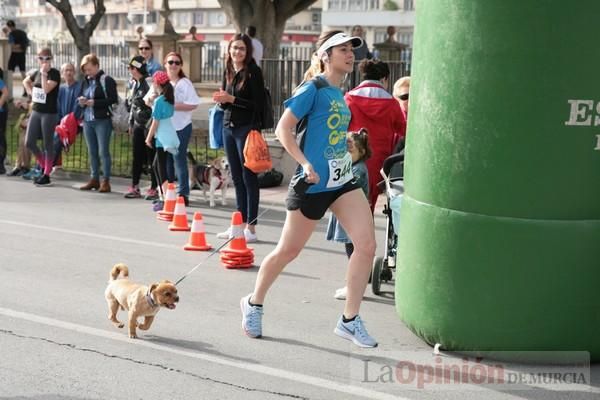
[316,33,363,59]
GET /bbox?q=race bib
[326,152,353,189]
[32,87,46,104]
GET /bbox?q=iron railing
[9,53,410,177]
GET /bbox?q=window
[403,0,414,11]
[208,11,226,27]
[111,14,119,30]
[193,11,204,26]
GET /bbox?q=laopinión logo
[350,351,591,392]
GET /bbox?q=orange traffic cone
[157,183,177,221]
[183,212,212,251]
[169,196,191,231]
[220,212,253,255]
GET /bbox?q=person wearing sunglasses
[212,33,265,243]
[123,55,159,200]
[137,39,162,76]
[144,52,200,206]
[22,48,61,186]
[345,59,405,212]
[392,76,410,152]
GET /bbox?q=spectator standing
[239,31,378,348]
[245,26,263,65]
[6,100,32,176]
[345,59,404,211]
[6,20,29,97]
[52,62,82,168]
[137,39,162,77]
[392,76,410,151]
[0,74,8,174]
[23,48,60,186]
[145,71,179,195]
[162,52,200,206]
[212,33,264,243]
[351,25,372,60]
[77,54,118,193]
[124,56,158,200]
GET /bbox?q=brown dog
[104,263,179,338]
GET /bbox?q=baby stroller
[371,149,404,295]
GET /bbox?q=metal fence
[10,48,410,178]
[260,58,410,138]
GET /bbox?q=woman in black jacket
[77,54,118,192]
[123,56,157,199]
[212,33,265,243]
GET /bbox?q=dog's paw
[129,333,138,339]
[117,323,124,329]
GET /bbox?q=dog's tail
[187,151,197,166]
[110,263,129,281]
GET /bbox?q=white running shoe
[216,227,232,239]
[244,228,258,243]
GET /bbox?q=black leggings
[152,147,174,190]
[131,124,157,188]
[345,243,355,259]
[0,110,7,164]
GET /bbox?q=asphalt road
[0,174,598,400]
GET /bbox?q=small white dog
[188,152,232,207]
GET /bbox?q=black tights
[345,243,354,259]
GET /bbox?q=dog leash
[174,196,281,286]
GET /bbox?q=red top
[345,81,405,156]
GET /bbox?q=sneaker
[152,201,164,212]
[7,167,25,177]
[144,188,159,201]
[23,168,42,181]
[334,315,378,348]
[334,286,348,300]
[240,293,263,338]
[182,195,190,207]
[34,174,52,187]
[244,228,258,243]
[216,227,232,239]
[124,186,142,199]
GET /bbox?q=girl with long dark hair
[212,33,265,243]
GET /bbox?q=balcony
[322,8,414,27]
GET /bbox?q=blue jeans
[223,124,259,225]
[167,123,192,197]
[83,119,112,180]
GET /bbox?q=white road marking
[0,219,180,250]
[0,307,406,400]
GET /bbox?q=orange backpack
[243,130,272,173]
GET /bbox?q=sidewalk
[48,167,388,219]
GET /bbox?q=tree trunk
[218,0,318,58]
[46,0,105,71]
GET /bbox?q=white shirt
[143,77,201,131]
[172,77,200,131]
[251,37,263,65]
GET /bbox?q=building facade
[11,0,322,49]
[322,0,415,49]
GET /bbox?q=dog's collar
[146,288,158,308]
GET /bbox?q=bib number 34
[326,152,353,189]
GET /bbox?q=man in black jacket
[6,20,30,97]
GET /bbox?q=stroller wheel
[372,256,384,295]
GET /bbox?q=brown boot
[99,179,111,193]
[80,178,100,191]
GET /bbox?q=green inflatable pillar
[396,0,600,360]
